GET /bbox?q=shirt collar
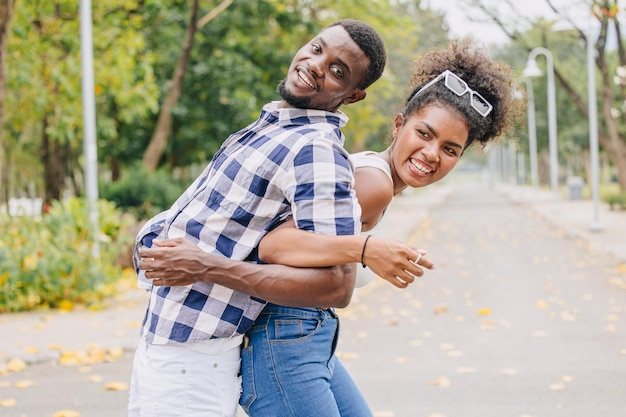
[262,101,349,129]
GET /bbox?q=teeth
[298,70,315,89]
[411,159,433,174]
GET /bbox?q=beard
[277,79,313,109]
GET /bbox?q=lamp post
[586,30,602,231]
[80,0,100,256]
[523,77,539,198]
[524,47,559,211]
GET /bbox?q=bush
[100,164,186,219]
[601,191,626,210]
[0,198,133,313]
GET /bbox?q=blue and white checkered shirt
[134,101,362,345]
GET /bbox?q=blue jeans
[239,304,373,417]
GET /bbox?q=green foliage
[601,190,626,210]
[0,198,132,313]
[100,164,186,220]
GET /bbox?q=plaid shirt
[134,101,362,345]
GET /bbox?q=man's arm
[138,238,356,308]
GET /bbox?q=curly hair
[404,38,521,149]
[328,19,387,90]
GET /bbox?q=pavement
[1,180,624,367]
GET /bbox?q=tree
[464,0,626,190]
[0,0,13,210]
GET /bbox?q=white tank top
[350,151,393,287]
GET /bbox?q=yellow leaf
[0,271,8,285]
[394,356,410,364]
[499,368,517,376]
[434,306,448,314]
[53,410,81,417]
[549,382,565,390]
[428,376,451,387]
[6,358,26,372]
[477,307,491,316]
[616,263,626,273]
[560,375,575,383]
[21,255,37,271]
[58,300,75,311]
[0,398,17,407]
[103,381,129,391]
[86,374,104,383]
[15,380,35,389]
[534,299,548,310]
[455,367,475,374]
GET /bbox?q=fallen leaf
[434,306,448,314]
[447,350,464,358]
[373,412,395,417]
[455,366,475,374]
[535,299,548,310]
[550,382,565,390]
[560,375,575,383]
[605,324,618,333]
[429,376,451,387]
[394,356,410,364]
[477,307,491,316]
[6,358,26,372]
[53,410,81,417]
[15,380,35,389]
[0,398,17,407]
[500,368,517,376]
[606,314,620,322]
[103,381,129,391]
[86,374,104,383]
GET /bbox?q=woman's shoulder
[350,151,392,181]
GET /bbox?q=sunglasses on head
[410,70,493,118]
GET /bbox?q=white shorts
[128,338,241,417]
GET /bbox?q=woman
[256,37,518,288]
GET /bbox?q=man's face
[278,25,369,112]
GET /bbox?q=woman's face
[390,104,469,190]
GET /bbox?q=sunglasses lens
[445,73,468,96]
[471,94,492,116]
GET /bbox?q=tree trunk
[40,116,68,207]
[0,0,14,209]
[142,0,200,172]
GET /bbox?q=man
[129,19,388,417]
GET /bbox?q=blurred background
[1,0,625,314]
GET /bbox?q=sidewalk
[1,182,625,368]
[494,183,626,263]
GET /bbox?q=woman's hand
[361,236,434,288]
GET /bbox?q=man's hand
[138,238,215,287]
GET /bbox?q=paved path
[1,181,625,416]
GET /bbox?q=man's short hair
[328,19,386,90]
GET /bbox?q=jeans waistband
[262,303,338,319]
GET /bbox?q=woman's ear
[392,113,404,139]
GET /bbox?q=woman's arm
[258,165,434,288]
[259,221,430,288]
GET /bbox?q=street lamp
[523,78,539,198]
[586,31,602,231]
[524,47,559,211]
